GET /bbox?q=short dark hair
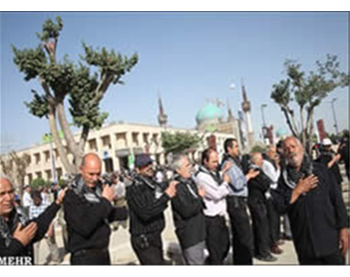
[224,138,237,153]
[201,148,217,165]
[31,190,42,201]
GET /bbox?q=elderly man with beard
[271,137,348,265]
[0,176,66,265]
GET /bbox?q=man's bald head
[80,153,102,188]
[251,152,263,168]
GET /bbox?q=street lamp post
[44,133,57,185]
[261,104,267,128]
[261,104,268,144]
[331,98,339,136]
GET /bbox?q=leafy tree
[161,132,203,155]
[30,178,51,190]
[0,151,30,199]
[250,145,266,153]
[12,17,138,174]
[271,55,349,154]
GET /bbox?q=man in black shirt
[248,153,277,262]
[272,137,349,265]
[126,153,178,265]
[63,153,128,265]
[170,153,206,265]
[0,176,65,265]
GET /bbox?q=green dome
[196,103,224,125]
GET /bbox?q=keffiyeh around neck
[283,154,313,190]
[71,174,102,204]
[0,207,28,248]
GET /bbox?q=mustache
[287,152,297,159]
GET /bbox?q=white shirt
[114,181,126,199]
[23,191,33,208]
[262,160,281,190]
[194,170,230,217]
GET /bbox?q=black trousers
[248,200,271,258]
[131,233,165,265]
[205,215,230,265]
[70,249,111,265]
[227,196,253,265]
[298,250,346,265]
[266,198,281,246]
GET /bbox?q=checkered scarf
[0,206,28,248]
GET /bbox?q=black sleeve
[271,177,292,214]
[171,184,203,219]
[315,154,331,166]
[126,185,169,221]
[0,237,26,257]
[325,166,348,229]
[63,190,113,238]
[108,206,129,222]
[32,202,60,243]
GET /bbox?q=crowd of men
[0,132,349,265]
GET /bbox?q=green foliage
[12,45,47,81]
[82,43,138,84]
[272,55,348,113]
[12,16,138,132]
[24,90,49,118]
[161,132,202,154]
[250,145,266,153]
[36,16,63,42]
[31,177,51,190]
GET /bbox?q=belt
[72,248,108,257]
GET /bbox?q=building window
[115,133,127,148]
[27,173,33,184]
[54,149,59,159]
[88,139,98,152]
[101,135,111,149]
[57,168,63,179]
[45,170,52,181]
[143,133,149,145]
[132,132,139,146]
[35,171,42,179]
[44,150,50,163]
[152,134,159,146]
[34,153,41,165]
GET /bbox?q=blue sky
[1,12,349,153]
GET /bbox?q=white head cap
[322,138,332,146]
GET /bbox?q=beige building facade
[1,122,237,185]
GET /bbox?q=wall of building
[1,122,236,184]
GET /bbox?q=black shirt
[316,151,343,185]
[126,174,170,236]
[272,162,348,259]
[247,168,271,204]
[63,189,127,253]
[171,177,206,249]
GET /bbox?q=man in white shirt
[262,145,283,255]
[22,185,33,217]
[194,148,231,265]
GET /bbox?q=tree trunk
[48,106,76,175]
[300,106,307,146]
[281,107,299,138]
[305,107,315,155]
[56,101,79,166]
[77,125,90,170]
